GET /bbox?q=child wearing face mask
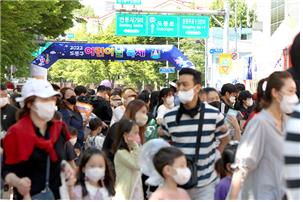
[149,146,191,200]
[85,118,105,151]
[68,148,115,200]
[112,119,143,200]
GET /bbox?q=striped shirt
[283,104,300,200]
[162,103,228,187]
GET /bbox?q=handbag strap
[44,129,51,191]
[193,103,205,163]
[44,156,51,191]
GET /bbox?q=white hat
[16,78,59,102]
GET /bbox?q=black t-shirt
[64,141,77,162]
[0,104,18,131]
[90,96,113,124]
[2,121,73,199]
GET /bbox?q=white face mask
[32,101,56,121]
[229,96,236,104]
[85,167,105,183]
[165,96,174,107]
[178,87,195,104]
[280,94,299,114]
[246,98,253,107]
[0,97,9,108]
[172,167,191,185]
[135,112,148,126]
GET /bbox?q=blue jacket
[59,108,84,146]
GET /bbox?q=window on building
[271,0,285,35]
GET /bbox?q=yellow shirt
[114,143,144,200]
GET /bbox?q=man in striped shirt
[283,33,300,200]
[283,104,300,200]
[161,68,229,200]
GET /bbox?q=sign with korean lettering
[31,42,195,71]
[116,0,141,5]
[148,15,178,37]
[209,48,223,54]
[159,67,175,74]
[116,14,146,36]
[179,16,209,38]
[116,13,209,38]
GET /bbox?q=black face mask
[209,101,221,110]
[66,96,77,105]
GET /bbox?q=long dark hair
[59,87,79,112]
[77,148,115,197]
[157,88,173,108]
[254,78,267,113]
[149,91,160,114]
[111,119,138,155]
[123,99,147,143]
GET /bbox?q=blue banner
[31,42,195,71]
[247,56,253,80]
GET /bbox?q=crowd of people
[0,33,300,200]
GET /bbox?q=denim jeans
[187,180,217,200]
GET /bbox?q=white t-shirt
[110,106,125,126]
[85,135,105,151]
[156,105,173,120]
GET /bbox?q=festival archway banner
[31,42,195,72]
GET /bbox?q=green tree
[210,0,257,28]
[1,0,82,80]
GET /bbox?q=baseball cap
[100,80,112,88]
[16,78,59,102]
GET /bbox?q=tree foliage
[210,0,257,28]
[1,0,82,80]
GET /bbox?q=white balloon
[139,139,171,186]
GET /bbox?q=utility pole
[204,38,208,87]
[223,0,230,53]
[166,40,169,85]
[235,0,238,52]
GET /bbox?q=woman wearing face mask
[103,99,148,165]
[68,148,115,200]
[112,119,143,200]
[59,87,84,147]
[234,90,255,120]
[2,79,74,199]
[156,88,175,125]
[229,71,298,200]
